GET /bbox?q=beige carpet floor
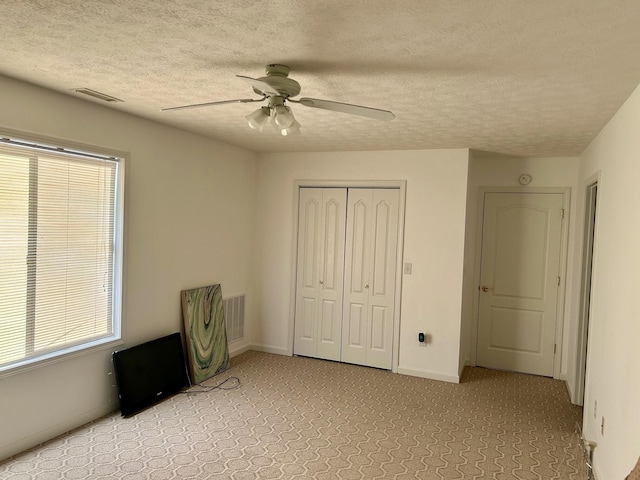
[1,351,587,479]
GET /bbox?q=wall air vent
[72,88,123,103]
[223,294,245,343]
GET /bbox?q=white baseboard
[397,366,460,384]
[228,342,252,358]
[248,344,291,357]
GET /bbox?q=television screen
[112,332,190,416]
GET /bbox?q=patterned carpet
[1,351,587,479]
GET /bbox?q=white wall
[575,84,640,480]
[460,154,580,382]
[0,75,258,461]
[6,68,638,477]
[252,149,470,383]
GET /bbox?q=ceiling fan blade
[236,75,281,96]
[295,98,395,121]
[161,98,263,112]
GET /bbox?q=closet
[293,187,400,369]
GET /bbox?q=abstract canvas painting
[180,284,230,384]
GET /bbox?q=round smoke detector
[519,174,532,185]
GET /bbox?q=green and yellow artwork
[180,284,230,384]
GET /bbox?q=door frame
[288,180,407,373]
[573,173,600,405]
[470,186,571,379]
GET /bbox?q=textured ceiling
[2,0,640,156]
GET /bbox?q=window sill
[0,336,124,380]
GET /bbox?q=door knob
[319,280,324,285]
[481,286,491,292]
[365,284,369,289]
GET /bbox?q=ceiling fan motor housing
[254,64,301,98]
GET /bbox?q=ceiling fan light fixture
[280,118,301,136]
[273,105,295,129]
[245,106,271,131]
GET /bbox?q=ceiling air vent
[72,88,123,103]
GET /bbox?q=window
[0,136,124,372]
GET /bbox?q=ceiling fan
[161,64,395,136]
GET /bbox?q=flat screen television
[112,332,190,416]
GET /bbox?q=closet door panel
[342,190,373,366]
[294,189,322,357]
[294,188,346,361]
[366,189,399,369]
[316,189,347,360]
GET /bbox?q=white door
[293,188,347,361]
[342,189,399,369]
[477,192,564,376]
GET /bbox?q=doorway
[575,180,598,405]
[475,190,568,377]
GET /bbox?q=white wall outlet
[404,262,413,275]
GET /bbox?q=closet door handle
[319,280,324,285]
[365,284,369,289]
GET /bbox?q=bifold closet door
[293,188,347,361]
[342,189,399,369]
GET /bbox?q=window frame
[0,130,126,377]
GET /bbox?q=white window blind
[0,138,123,372]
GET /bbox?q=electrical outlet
[404,263,413,275]
[107,371,114,403]
[418,331,427,346]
